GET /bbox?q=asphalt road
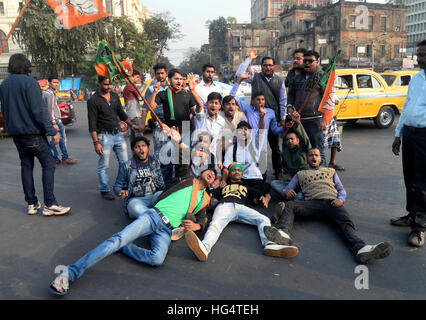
[0,101,425,300]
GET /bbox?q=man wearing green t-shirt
[49,164,216,295]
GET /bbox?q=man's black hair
[304,50,320,60]
[261,56,275,65]
[417,40,426,47]
[293,48,306,56]
[98,75,108,82]
[222,95,238,106]
[131,136,150,150]
[202,64,215,72]
[133,70,140,76]
[252,91,265,100]
[8,54,32,75]
[207,92,222,104]
[200,167,217,179]
[237,120,252,130]
[48,75,59,83]
[153,63,167,72]
[168,68,184,79]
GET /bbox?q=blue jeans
[153,124,173,185]
[65,209,172,282]
[127,191,163,219]
[12,135,57,206]
[202,202,271,252]
[98,133,128,192]
[301,119,326,166]
[49,118,69,162]
[271,180,304,201]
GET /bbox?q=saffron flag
[46,0,109,29]
[318,50,342,126]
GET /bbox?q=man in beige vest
[264,148,393,264]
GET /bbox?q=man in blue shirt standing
[391,40,426,247]
[0,54,71,216]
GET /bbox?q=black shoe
[101,191,115,200]
[390,215,412,227]
[264,226,293,245]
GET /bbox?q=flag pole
[0,0,32,57]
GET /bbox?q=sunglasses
[304,59,317,64]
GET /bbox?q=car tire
[374,106,395,129]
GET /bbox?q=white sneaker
[264,242,298,258]
[43,204,71,216]
[27,201,41,215]
[171,227,185,241]
[185,230,208,262]
[356,242,392,264]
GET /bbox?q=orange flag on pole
[46,0,109,29]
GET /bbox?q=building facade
[0,1,26,75]
[102,0,150,31]
[279,0,407,70]
[251,0,327,23]
[405,0,426,56]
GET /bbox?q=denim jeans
[271,180,304,201]
[12,135,57,206]
[98,133,128,192]
[65,209,172,282]
[301,119,326,166]
[127,191,163,219]
[153,124,173,185]
[49,118,69,162]
[202,202,271,253]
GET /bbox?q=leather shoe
[390,215,412,227]
[62,158,77,165]
[101,191,115,200]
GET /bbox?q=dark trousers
[12,135,57,206]
[268,127,282,177]
[402,126,426,232]
[278,199,366,255]
[301,118,326,166]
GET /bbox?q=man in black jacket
[287,50,327,165]
[0,54,70,216]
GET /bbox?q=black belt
[98,128,120,135]
[404,125,426,133]
[154,208,174,230]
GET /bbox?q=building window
[0,30,8,53]
[350,45,356,57]
[368,16,373,31]
[394,45,399,58]
[380,45,386,57]
[380,17,387,32]
[349,16,356,29]
[0,2,4,15]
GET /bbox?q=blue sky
[142,0,251,66]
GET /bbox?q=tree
[226,16,237,24]
[14,0,154,80]
[143,12,183,59]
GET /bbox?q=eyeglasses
[304,59,317,64]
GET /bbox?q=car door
[355,74,384,117]
[334,73,359,120]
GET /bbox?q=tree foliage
[14,0,158,79]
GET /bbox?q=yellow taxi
[334,69,405,128]
[120,79,154,126]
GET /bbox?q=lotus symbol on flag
[65,0,99,15]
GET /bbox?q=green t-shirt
[154,186,205,228]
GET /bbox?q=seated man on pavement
[113,136,166,219]
[265,148,393,264]
[185,162,298,262]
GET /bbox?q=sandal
[49,275,69,296]
[328,164,345,171]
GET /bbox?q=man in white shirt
[391,40,426,248]
[195,64,225,107]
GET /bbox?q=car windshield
[381,75,396,86]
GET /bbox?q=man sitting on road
[49,159,216,296]
[185,162,298,262]
[265,148,393,264]
[113,136,166,219]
